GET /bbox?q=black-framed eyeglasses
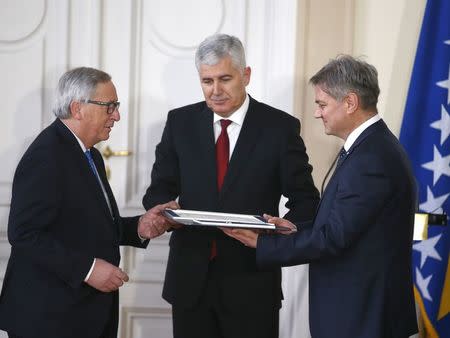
[85,100,120,114]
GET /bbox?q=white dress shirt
[213,94,250,159]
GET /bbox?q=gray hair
[52,67,111,119]
[309,55,380,111]
[195,34,246,71]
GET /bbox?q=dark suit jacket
[143,96,319,309]
[257,120,418,338]
[0,119,148,338]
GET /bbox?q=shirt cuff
[84,258,96,282]
[137,215,147,242]
[138,232,147,242]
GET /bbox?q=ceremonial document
[163,209,290,230]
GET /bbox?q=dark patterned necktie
[336,147,348,168]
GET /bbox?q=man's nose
[212,81,222,95]
[111,108,120,121]
[313,109,322,119]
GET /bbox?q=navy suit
[143,96,319,337]
[0,119,148,338]
[257,120,418,338]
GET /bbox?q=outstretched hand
[138,200,181,239]
[221,227,259,248]
[263,214,297,234]
[221,214,297,248]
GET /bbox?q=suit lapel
[90,149,121,239]
[219,98,261,199]
[193,107,220,201]
[91,149,118,219]
[54,119,115,222]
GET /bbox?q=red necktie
[210,119,232,259]
[216,119,232,190]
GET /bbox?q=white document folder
[163,209,291,230]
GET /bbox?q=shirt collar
[213,94,249,126]
[344,114,381,151]
[60,119,88,152]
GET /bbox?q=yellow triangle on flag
[438,254,450,320]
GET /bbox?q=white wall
[353,0,426,135]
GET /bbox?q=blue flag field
[399,0,450,337]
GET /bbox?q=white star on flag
[421,145,450,185]
[416,268,433,301]
[419,186,450,213]
[445,40,450,45]
[413,234,442,268]
[430,105,450,145]
[436,63,450,104]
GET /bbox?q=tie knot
[220,119,232,130]
[336,147,348,168]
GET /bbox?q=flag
[399,0,450,337]
[412,223,450,337]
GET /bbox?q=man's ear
[243,66,251,86]
[345,92,359,114]
[69,101,82,120]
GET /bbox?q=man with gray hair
[0,67,177,338]
[224,55,418,338]
[143,34,319,338]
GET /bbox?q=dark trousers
[7,293,119,338]
[172,260,279,338]
[99,291,119,338]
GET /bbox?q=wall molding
[0,0,48,52]
[120,306,172,338]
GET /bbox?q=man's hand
[159,200,183,229]
[221,214,297,248]
[138,201,181,239]
[263,214,297,234]
[86,258,129,292]
[221,228,259,248]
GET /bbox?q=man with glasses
[0,67,178,338]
